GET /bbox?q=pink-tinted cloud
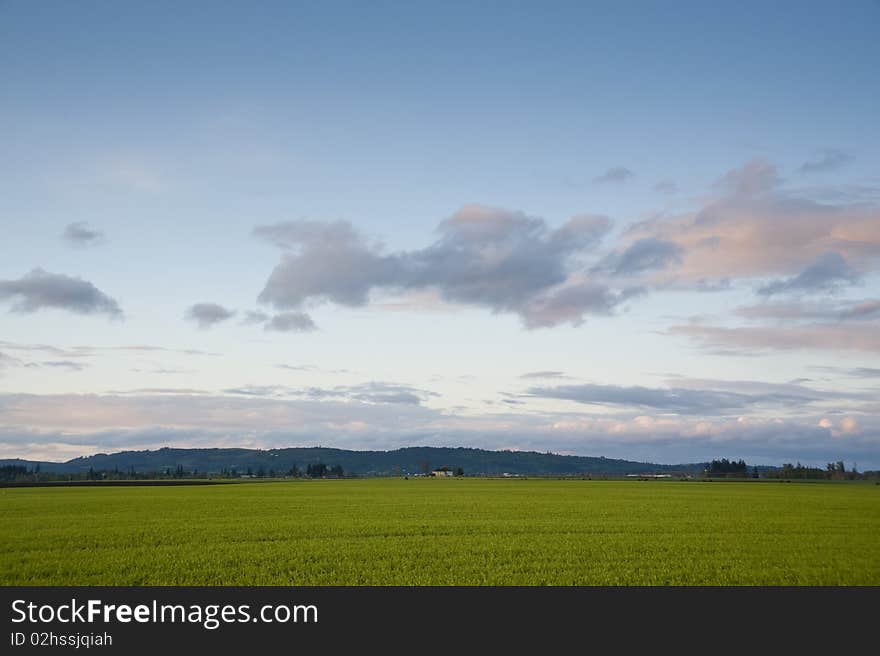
[735,298,880,322]
[623,161,880,285]
[669,322,880,353]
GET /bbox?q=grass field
[1,479,878,585]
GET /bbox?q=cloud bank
[1,392,876,468]
[524,378,845,415]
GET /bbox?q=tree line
[706,459,750,477]
[3,460,877,484]
[0,461,348,483]
[704,458,877,480]
[768,461,864,481]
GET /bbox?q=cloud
[255,220,399,307]
[302,382,439,405]
[736,298,880,322]
[757,252,859,296]
[185,303,235,329]
[669,322,880,354]
[664,376,862,404]
[239,307,321,334]
[800,183,880,204]
[653,180,678,194]
[240,310,270,325]
[220,381,437,405]
[0,391,443,436]
[623,162,880,287]
[275,363,352,374]
[0,352,22,369]
[106,388,210,395]
[62,222,104,246]
[265,312,316,332]
[130,368,192,375]
[848,369,880,378]
[222,385,287,397]
[0,268,122,317]
[519,371,570,380]
[131,346,220,356]
[810,366,880,379]
[25,360,87,371]
[839,299,880,320]
[344,382,430,405]
[818,415,861,438]
[715,158,782,195]
[525,381,821,415]
[593,167,634,183]
[517,283,643,328]
[694,278,732,293]
[839,416,860,434]
[596,238,683,276]
[798,149,853,174]
[255,205,625,328]
[242,308,317,333]
[0,340,218,358]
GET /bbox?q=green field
[2,479,878,585]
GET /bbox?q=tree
[306,463,327,478]
[454,467,464,477]
[330,464,344,478]
[707,458,749,477]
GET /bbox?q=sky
[1,1,879,468]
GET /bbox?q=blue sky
[1,1,879,467]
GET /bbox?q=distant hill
[0,446,708,477]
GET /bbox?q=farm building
[431,466,454,477]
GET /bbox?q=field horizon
[3,478,877,586]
